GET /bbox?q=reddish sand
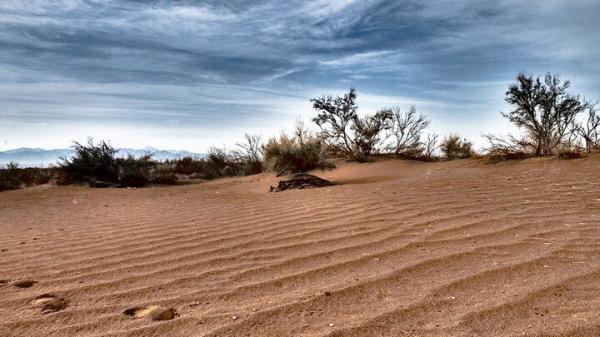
[0,157,599,337]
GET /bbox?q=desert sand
[0,157,599,337]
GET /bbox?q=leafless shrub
[422,133,440,161]
[232,134,264,175]
[311,88,392,162]
[384,106,430,158]
[482,134,531,162]
[577,103,600,152]
[557,147,585,160]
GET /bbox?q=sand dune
[1,157,599,337]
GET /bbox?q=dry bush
[263,123,334,175]
[117,154,155,187]
[171,156,206,175]
[385,106,430,158]
[421,133,440,161]
[59,138,120,185]
[482,134,532,162]
[440,135,474,160]
[151,163,178,184]
[311,88,392,162]
[0,162,54,192]
[231,134,264,176]
[503,73,587,155]
[0,162,23,191]
[557,145,585,160]
[59,139,180,187]
[578,104,600,152]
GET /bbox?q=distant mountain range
[0,147,205,167]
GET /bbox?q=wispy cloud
[0,0,598,150]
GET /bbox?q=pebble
[11,279,36,288]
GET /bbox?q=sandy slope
[0,157,599,337]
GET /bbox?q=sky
[0,0,599,152]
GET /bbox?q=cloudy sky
[1,0,599,151]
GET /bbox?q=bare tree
[423,133,439,160]
[385,106,430,157]
[578,104,600,152]
[311,88,392,161]
[503,73,587,155]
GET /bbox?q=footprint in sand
[123,305,178,321]
[10,279,36,288]
[31,294,67,314]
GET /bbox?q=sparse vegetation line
[1,73,598,191]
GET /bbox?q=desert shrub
[557,145,585,160]
[231,134,264,176]
[59,139,175,187]
[385,106,430,158]
[203,147,234,178]
[577,104,600,153]
[483,134,532,162]
[117,154,155,187]
[0,163,54,192]
[172,156,206,175]
[440,135,474,160]
[484,149,531,162]
[59,139,119,184]
[0,162,22,191]
[350,109,393,161]
[421,133,440,161]
[263,123,334,175]
[311,88,392,162]
[165,139,264,181]
[502,73,587,155]
[151,163,178,184]
[18,167,53,186]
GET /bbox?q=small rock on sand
[11,279,36,288]
[123,305,178,321]
[31,294,67,314]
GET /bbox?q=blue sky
[1,0,599,151]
